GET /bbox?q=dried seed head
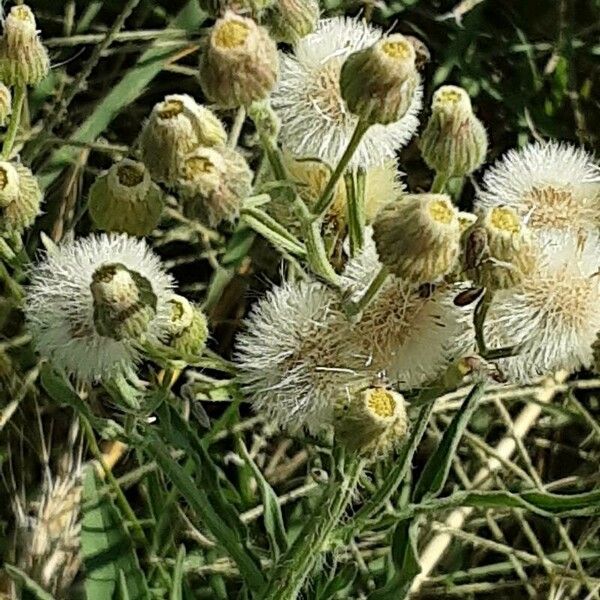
[0,82,11,126]
[0,4,50,86]
[90,262,158,342]
[200,12,279,108]
[178,146,253,226]
[373,194,460,284]
[139,94,227,185]
[420,85,488,178]
[265,0,319,43]
[340,33,420,125]
[0,161,42,235]
[88,159,165,236]
[166,294,209,358]
[476,141,600,236]
[335,386,408,459]
[15,473,82,597]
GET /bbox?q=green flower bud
[90,263,157,342]
[139,94,227,185]
[340,33,419,125]
[198,0,274,17]
[0,5,50,86]
[0,83,11,127]
[88,159,165,236]
[166,294,209,358]
[265,0,319,44]
[199,12,279,108]
[373,193,460,284]
[335,386,408,459]
[0,161,42,235]
[420,85,488,178]
[464,206,536,291]
[178,146,253,226]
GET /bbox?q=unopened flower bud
[90,263,157,342]
[89,159,165,236]
[340,33,419,125]
[166,294,209,358]
[420,85,488,178]
[178,146,252,226]
[199,0,274,16]
[199,12,279,108]
[265,0,319,43]
[335,386,408,459]
[0,161,42,235]
[373,194,460,284]
[0,83,11,126]
[0,4,50,86]
[139,94,227,185]
[464,206,536,290]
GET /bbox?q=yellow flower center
[158,99,184,119]
[490,206,520,234]
[428,198,454,224]
[185,156,217,178]
[438,89,462,105]
[367,388,396,418]
[0,167,8,191]
[381,39,411,60]
[13,6,33,22]
[214,20,250,49]
[117,164,145,187]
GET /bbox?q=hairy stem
[345,168,366,257]
[430,171,449,194]
[346,265,389,317]
[313,119,370,219]
[2,84,26,159]
[260,454,365,599]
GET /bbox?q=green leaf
[316,565,357,599]
[239,440,288,558]
[4,564,56,600]
[37,1,206,190]
[81,467,150,600]
[413,382,485,502]
[143,432,265,591]
[154,403,245,536]
[170,545,186,600]
[368,519,421,600]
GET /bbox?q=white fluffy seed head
[341,229,474,388]
[235,279,368,432]
[476,141,600,235]
[484,233,600,382]
[272,17,422,169]
[26,234,174,383]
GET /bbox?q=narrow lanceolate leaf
[143,432,265,591]
[170,545,186,600]
[3,564,56,600]
[239,440,288,558]
[37,1,205,190]
[368,520,421,600]
[81,467,150,600]
[413,381,486,502]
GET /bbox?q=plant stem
[259,454,365,599]
[345,168,366,257]
[2,84,26,159]
[346,265,389,317]
[228,106,246,148]
[313,119,370,219]
[474,289,492,356]
[251,109,340,286]
[430,171,449,194]
[81,415,147,546]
